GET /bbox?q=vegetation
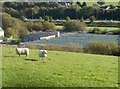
[1,12,28,38]
[44,16,50,21]
[97,0,105,6]
[66,16,71,22]
[64,21,87,32]
[2,47,118,87]
[89,16,96,23]
[87,41,119,56]
[3,2,120,20]
[43,21,56,31]
[23,40,120,56]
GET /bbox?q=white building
[0,27,4,37]
[0,27,4,43]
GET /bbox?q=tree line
[3,2,120,20]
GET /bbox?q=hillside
[2,47,118,87]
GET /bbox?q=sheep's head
[44,50,47,54]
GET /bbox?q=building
[0,27,4,37]
[23,31,60,42]
[0,27,4,43]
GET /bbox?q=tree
[43,21,55,31]
[80,7,95,19]
[18,27,29,39]
[33,22,43,31]
[80,17,84,22]
[64,21,87,32]
[33,6,40,14]
[76,1,82,7]
[49,16,53,22]
[4,7,20,18]
[82,2,87,7]
[39,16,42,22]
[97,0,105,6]
[5,27,15,38]
[90,16,96,23]
[2,12,28,38]
[109,4,115,9]
[44,16,50,21]
[66,16,71,22]
[27,21,34,32]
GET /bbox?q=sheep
[39,50,47,61]
[16,48,29,58]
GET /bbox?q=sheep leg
[26,54,28,58]
[43,57,46,62]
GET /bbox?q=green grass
[55,26,64,30]
[87,27,119,31]
[78,1,119,6]
[56,25,119,31]
[2,47,118,87]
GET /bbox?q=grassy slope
[2,47,118,87]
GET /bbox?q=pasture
[55,26,119,31]
[78,1,119,6]
[2,47,118,87]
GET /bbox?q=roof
[28,32,55,37]
[24,32,56,41]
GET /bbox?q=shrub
[49,16,53,22]
[39,16,43,22]
[89,16,95,23]
[5,27,16,38]
[43,21,56,31]
[64,21,87,32]
[66,16,71,22]
[87,41,119,56]
[44,16,50,21]
[90,28,103,34]
[113,30,120,35]
[33,22,43,31]
[18,27,29,39]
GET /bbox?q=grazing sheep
[39,50,47,61]
[16,48,29,58]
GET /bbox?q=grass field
[85,2,119,6]
[78,1,119,6]
[2,47,119,87]
[56,25,119,31]
[87,27,119,31]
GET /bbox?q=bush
[44,16,50,21]
[39,16,43,22]
[89,16,95,23]
[49,16,53,22]
[18,27,29,39]
[64,21,87,32]
[87,41,119,56]
[113,30,120,35]
[66,16,71,22]
[33,22,43,31]
[43,21,56,31]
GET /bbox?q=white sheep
[39,50,47,61]
[16,48,29,58]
